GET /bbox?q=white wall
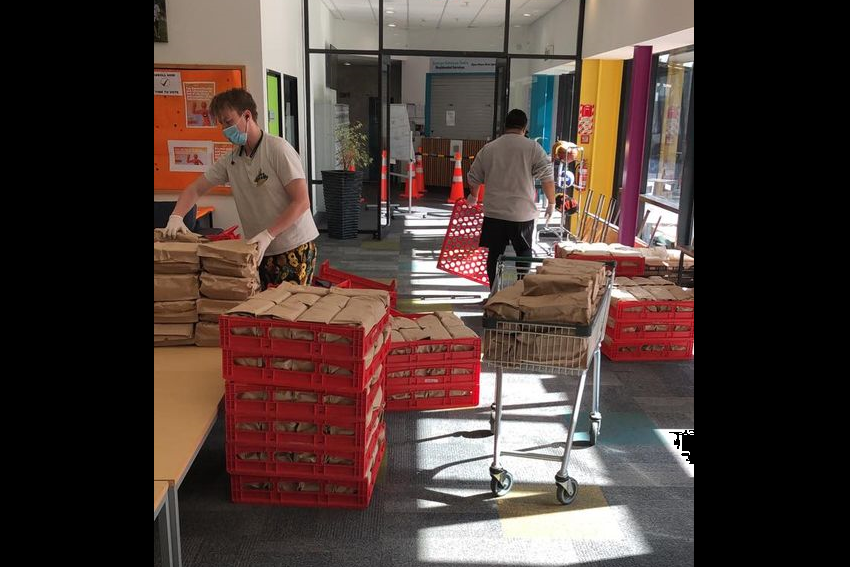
[308,0,337,211]
[401,57,429,125]
[329,19,379,50]
[261,0,306,172]
[509,0,580,56]
[154,0,264,230]
[388,26,504,52]
[583,0,694,58]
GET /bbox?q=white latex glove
[165,214,189,238]
[466,194,477,207]
[248,229,274,259]
[544,203,555,225]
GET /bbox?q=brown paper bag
[391,316,420,330]
[197,298,243,321]
[329,287,390,307]
[154,241,200,265]
[197,240,259,267]
[519,291,592,325]
[154,274,200,301]
[226,298,275,317]
[201,257,257,278]
[522,274,595,297]
[154,300,198,322]
[194,321,220,346]
[484,281,525,320]
[200,273,259,301]
[154,229,205,243]
[435,311,465,327]
[154,262,200,275]
[331,296,386,333]
[299,294,350,324]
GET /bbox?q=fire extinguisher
[577,158,589,190]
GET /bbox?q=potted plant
[322,121,372,239]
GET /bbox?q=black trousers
[479,216,535,288]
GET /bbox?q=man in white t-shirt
[164,88,320,289]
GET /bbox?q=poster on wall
[446,110,456,126]
[168,140,214,172]
[154,71,182,96]
[184,82,218,128]
[213,142,232,163]
[578,104,595,144]
[154,0,168,42]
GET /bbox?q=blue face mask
[223,114,248,145]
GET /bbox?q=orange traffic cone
[400,159,417,198]
[380,150,388,202]
[416,148,428,195]
[415,152,426,196]
[447,152,464,203]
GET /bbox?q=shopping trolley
[482,255,614,504]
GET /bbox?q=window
[639,47,694,246]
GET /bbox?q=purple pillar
[619,45,653,246]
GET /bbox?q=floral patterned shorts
[258,241,317,290]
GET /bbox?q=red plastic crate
[223,339,389,392]
[311,278,352,289]
[386,381,479,412]
[226,422,385,480]
[386,360,480,388]
[387,310,481,366]
[436,199,489,286]
[225,375,384,421]
[606,317,694,340]
[601,336,694,361]
[554,247,645,277]
[230,439,385,509]
[226,403,385,450]
[220,312,390,360]
[205,226,240,241]
[318,260,398,308]
[608,299,694,323]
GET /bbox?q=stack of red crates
[601,294,694,361]
[219,308,390,509]
[385,311,482,411]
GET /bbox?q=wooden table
[154,347,223,567]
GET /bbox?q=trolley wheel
[490,470,514,497]
[556,477,579,505]
[589,421,600,446]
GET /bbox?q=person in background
[164,88,319,289]
[551,140,579,199]
[467,109,555,287]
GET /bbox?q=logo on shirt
[254,170,269,186]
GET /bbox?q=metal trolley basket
[483,256,615,504]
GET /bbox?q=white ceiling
[320,0,566,29]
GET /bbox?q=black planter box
[322,170,362,239]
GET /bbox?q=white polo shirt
[205,134,319,256]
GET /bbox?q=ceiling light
[343,62,351,66]
[388,23,397,27]
[523,13,531,17]
[386,10,394,14]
